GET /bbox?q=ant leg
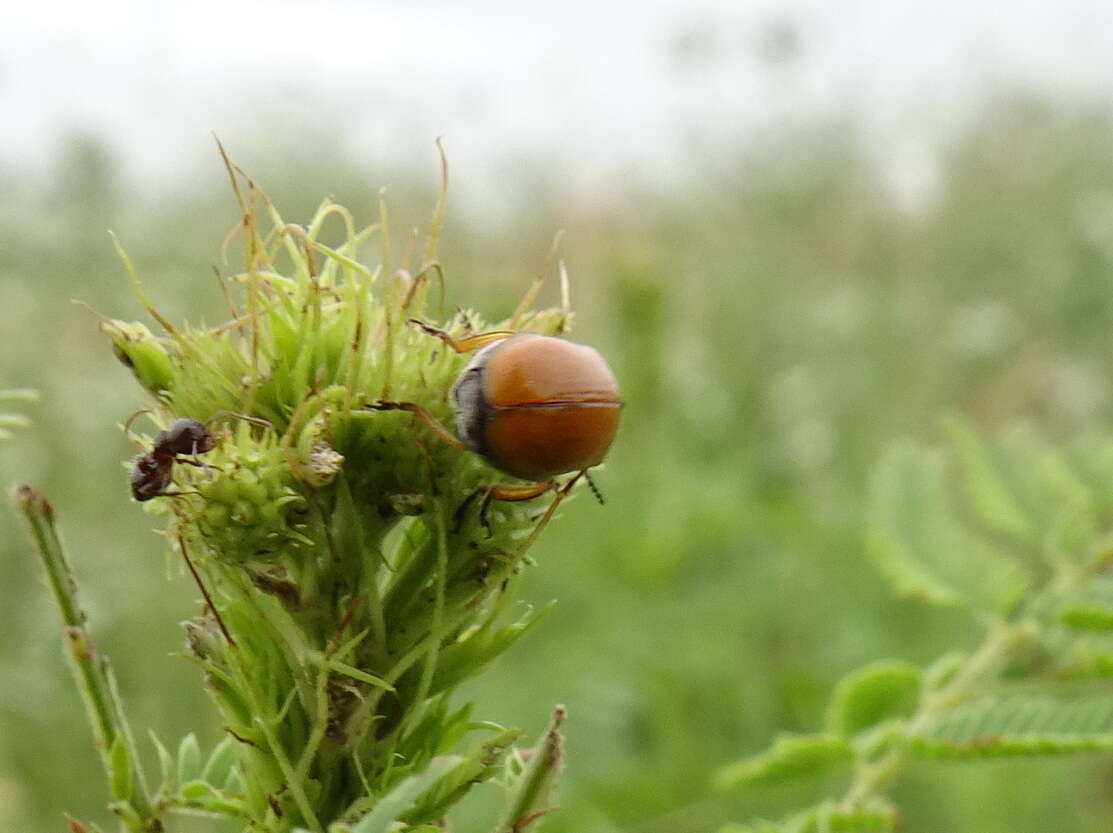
[406,319,514,354]
[363,400,468,451]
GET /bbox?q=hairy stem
[11,484,155,831]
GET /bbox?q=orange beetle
[453,332,622,481]
[371,325,622,503]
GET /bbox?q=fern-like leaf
[910,691,1113,758]
[866,441,1030,611]
[826,660,921,736]
[720,798,896,833]
[716,734,854,790]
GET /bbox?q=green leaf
[99,319,176,395]
[826,660,921,736]
[715,733,854,790]
[149,730,176,789]
[393,698,478,771]
[942,418,1039,547]
[179,779,219,801]
[108,734,133,803]
[911,692,1113,758]
[432,603,554,695]
[201,735,238,789]
[399,727,522,825]
[723,799,896,833]
[494,706,567,833]
[177,733,202,782]
[719,823,783,833]
[321,656,394,689]
[1054,577,1113,634]
[866,441,1030,611]
[349,757,458,833]
[1058,605,1113,632]
[796,799,896,833]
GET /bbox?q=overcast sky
[4,0,1113,198]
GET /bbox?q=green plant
[717,418,1113,832]
[13,155,586,833]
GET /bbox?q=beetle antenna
[583,471,605,506]
[177,532,237,648]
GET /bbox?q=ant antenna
[123,409,153,438]
[177,532,237,648]
[583,471,605,506]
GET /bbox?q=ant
[124,410,270,648]
[127,411,268,501]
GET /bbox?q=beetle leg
[486,481,559,502]
[364,400,469,451]
[475,480,559,538]
[407,319,514,354]
[503,471,585,547]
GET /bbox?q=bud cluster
[100,167,577,832]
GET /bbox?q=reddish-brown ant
[124,410,270,648]
[127,411,268,501]
[130,417,215,501]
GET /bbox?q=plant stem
[11,484,155,830]
[844,611,1034,810]
[842,617,1016,807]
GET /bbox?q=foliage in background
[0,389,37,441]
[717,419,1113,830]
[6,94,1113,833]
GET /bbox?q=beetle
[369,321,622,505]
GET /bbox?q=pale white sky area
[3,0,1113,200]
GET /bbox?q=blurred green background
[7,91,1113,832]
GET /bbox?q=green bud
[100,320,175,396]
